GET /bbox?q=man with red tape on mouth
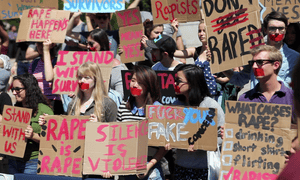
[238,45,294,122]
[224,11,300,90]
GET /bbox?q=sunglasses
[96,15,109,20]
[11,87,25,93]
[88,41,95,47]
[268,26,285,33]
[248,60,277,66]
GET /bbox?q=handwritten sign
[121,70,176,104]
[83,121,148,175]
[0,0,58,20]
[116,7,145,63]
[16,8,70,43]
[146,105,217,150]
[220,101,292,180]
[0,105,32,158]
[260,0,300,23]
[52,51,114,95]
[37,115,89,177]
[151,0,202,24]
[202,0,265,73]
[64,0,125,13]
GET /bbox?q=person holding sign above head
[172,64,225,180]
[28,39,64,115]
[238,45,294,122]
[173,21,218,98]
[224,11,300,89]
[8,73,53,174]
[117,65,166,180]
[86,13,119,57]
[147,34,181,71]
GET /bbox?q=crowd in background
[0,0,300,179]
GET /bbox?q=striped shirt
[117,101,161,122]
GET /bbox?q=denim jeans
[8,158,38,174]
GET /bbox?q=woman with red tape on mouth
[172,64,225,180]
[67,62,117,123]
[117,65,167,180]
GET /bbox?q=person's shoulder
[152,62,162,70]
[38,103,54,114]
[283,43,300,57]
[238,89,256,102]
[200,96,219,107]
[104,96,117,105]
[200,96,224,114]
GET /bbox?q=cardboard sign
[52,51,114,95]
[146,105,218,150]
[116,8,145,63]
[16,8,70,43]
[83,120,148,175]
[63,0,125,13]
[121,70,176,104]
[37,115,90,177]
[0,105,32,158]
[0,0,58,20]
[260,0,300,23]
[202,0,265,73]
[151,0,202,24]
[220,101,292,180]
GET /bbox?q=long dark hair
[13,73,50,116]
[126,65,161,110]
[175,64,211,106]
[284,23,300,51]
[89,29,110,51]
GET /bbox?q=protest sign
[64,0,125,13]
[259,0,300,23]
[220,101,292,180]
[37,115,90,177]
[146,105,218,150]
[116,7,145,63]
[0,105,32,158]
[0,0,58,20]
[151,0,202,25]
[52,51,114,94]
[83,120,148,175]
[16,8,70,43]
[121,70,176,104]
[202,0,265,73]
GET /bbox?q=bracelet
[148,160,155,166]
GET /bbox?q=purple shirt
[238,81,293,105]
[238,81,295,123]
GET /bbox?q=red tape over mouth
[254,68,264,76]
[79,83,89,90]
[130,87,142,96]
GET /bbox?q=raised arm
[174,47,196,58]
[127,0,141,9]
[43,39,55,82]
[66,11,82,40]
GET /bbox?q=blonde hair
[70,62,107,121]
[251,45,282,74]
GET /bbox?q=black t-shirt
[0,92,12,114]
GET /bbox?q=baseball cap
[146,34,176,53]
